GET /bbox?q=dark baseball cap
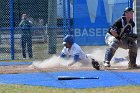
[124,7,134,12]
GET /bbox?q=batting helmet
[63,35,74,45]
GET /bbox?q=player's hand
[68,62,75,66]
[91,59,100,70]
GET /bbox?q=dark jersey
[19,19,32,35]
[108,16,135,36]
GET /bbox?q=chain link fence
[0,0,72,60]
[0,0,131,61]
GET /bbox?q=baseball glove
[91,59,100,70]
[123,23,132,33]
[126,33,138,42]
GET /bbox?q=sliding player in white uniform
[60,35,100,70]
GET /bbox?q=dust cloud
[85,46,140,67]
[31,56,68,69]
[30,55,82,69]
[90,47,140,66]
[30,46,140,69]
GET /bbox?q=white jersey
[61,43,90,64]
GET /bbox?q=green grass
[0,85,140,93]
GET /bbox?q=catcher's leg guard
[128,42,138,69]
[91,59,100,70]
[104,47,117,67]
[105,48,115,62]
[104,33,120,67]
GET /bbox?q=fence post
[63,0,67,35]
[67,0,71,35]
[128,0,133,7]
[47,0,57,54]
[10,0,15,60]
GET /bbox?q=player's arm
[110,28,121,40]
[19,20,24,27]
[110,20,121,40]
[68,54,80,66]
[19,21,22,26]
[60,47,67,58]
[110,28,119,37]
[60,52,67,58]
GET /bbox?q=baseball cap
[124,7,134,12]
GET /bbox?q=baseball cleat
[104,61,111,67]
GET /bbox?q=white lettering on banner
[75,29,81,36]
[96,28,102,36]
[82,28,88,36]
[103,28,108,35]
[74,28,108,37]
[89,28,95,36]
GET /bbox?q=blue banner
[73,0,128,45]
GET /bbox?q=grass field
[0,85,140,93]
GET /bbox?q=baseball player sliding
[60,35,100,70]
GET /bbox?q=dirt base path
[0,64,140,74]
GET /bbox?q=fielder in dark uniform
[104,7,138,69]
[19,14,33,59]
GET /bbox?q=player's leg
[128,42,138,69]
[104,33,120,67]
[27,35,33,59]
[21,37,26,59]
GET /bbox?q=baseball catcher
[103,7,138,69]
[60,35,100,70]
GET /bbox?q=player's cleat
[104,61,111,67]
[91,59,100,70]
[128,63,137,69]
